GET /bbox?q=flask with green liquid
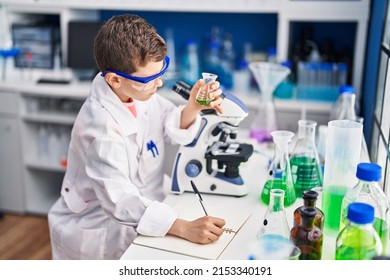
[290,120,323,197]
[336,202,382,260]
[195,72,218,106]
[340,162,389,255]
[260,130,296,207]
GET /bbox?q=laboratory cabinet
[19,90,85,214]
[0,92,25,213]
[0,83,88,215]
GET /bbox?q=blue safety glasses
[102,56,170,84]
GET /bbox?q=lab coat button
[65,187,70,192]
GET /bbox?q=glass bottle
[260,130,296,207]
[340,162,389,255]
[181,39,200,85]
[290,207,323,260]
[195,72,218,106]
[257,189,291,240]
[293,190,324,230]
[330,85,356,121]
[336,202,382,260]
[290,120,323,197]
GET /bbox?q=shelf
[25,159,66,172]
[0,0,282,13]
[159,86,332,112]
[22,112,77,125]
[0,81,90,99]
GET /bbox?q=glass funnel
[196,72,218,106]
[290,120,323,197]
[249,62,291,142]
[260,130,296,207]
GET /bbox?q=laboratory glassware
[257,189,290,240]
[329,85,356,121]
[340,162,389,255]
[290,120,323,197]
[260,130,296,207]
[181,39,200,85]
[321,120,362,232]
[253,188,292,260]
[293,190,324,230]
[290,207,323,260]
[248,235,297,260]
[336,202,382,260]
[316,124,328,165]
[195,72,218,106]
[248,62,290,142]
[0,48,20,81]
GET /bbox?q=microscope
[170,81,254,196]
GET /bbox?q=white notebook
[133,194,252,260]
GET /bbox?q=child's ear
[104,73,122,89]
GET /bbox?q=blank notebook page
[133,194,252,260]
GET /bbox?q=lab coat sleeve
[85,137,177,237]
[164,104,201,145]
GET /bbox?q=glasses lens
[131,76,163,91]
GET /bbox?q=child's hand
[168,216,226,244]
[190,79,224,114]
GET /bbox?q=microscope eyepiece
[172,81,192,100]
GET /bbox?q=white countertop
[120,142,340,260]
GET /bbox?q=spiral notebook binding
[222,227,236,234]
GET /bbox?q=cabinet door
[0,117,25,213]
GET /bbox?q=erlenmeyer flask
[257,189,291,240]
[290,120,323,197]
[196,72,218,106]
[261,130,296,207]
[248,62,290,142]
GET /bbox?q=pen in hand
[190,180,235,234]
[190,180,208,216]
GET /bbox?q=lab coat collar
[91,74,142,136]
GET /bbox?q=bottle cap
[267,47,277,56]
[338,85,354,94]
[281,60,292,69]
[347,202,375,224]
[302,190,318,200]
[300,207,316,218]
[356,162,382,182]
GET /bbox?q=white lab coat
[48,74,201,259]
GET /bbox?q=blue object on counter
[1,48,20,81]
[0,48,20,57]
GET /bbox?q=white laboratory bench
[120,141,342,260]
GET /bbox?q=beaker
[248,62,290,142]
[321,120,363,232]
[195,72,218,106]
[260,130,296,207]
[290,120,323,197]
